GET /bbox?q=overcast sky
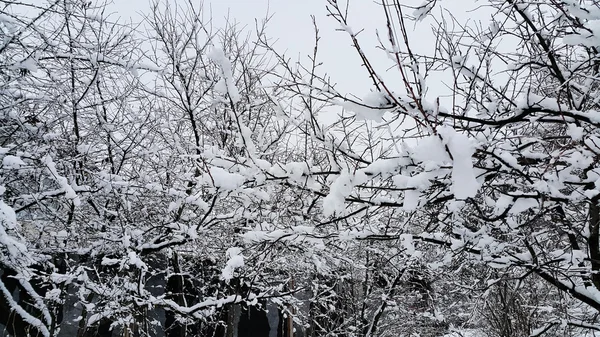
[107,0,483,101]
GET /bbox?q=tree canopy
[2,0,600,336]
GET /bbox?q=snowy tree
[264,0,600,335]
[0,0,295,335]
[9,0,600,336]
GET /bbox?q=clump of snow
[509,197,539,214]
[184,193,210,211]
[399,234,418,256]
[0,186,32,268]
[221,247,244,283]
[101,257,121,266]
[521,92,561,111]
[208,48,241,103]
[338,92,391,122]
[208,167,245,190]
[402,189,421,211]
[42,155,81,206]
[439,127,480,199]
[322,171,354,216]
[567,123,584,141]
[363,157,408,177]
[393,173,432,211]
[2,155,26,169]
[494,195,513,215]
[127,251,147,270]
[0,196,17,230]
[410,135,450,165]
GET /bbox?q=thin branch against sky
[109,0,480,100]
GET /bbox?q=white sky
[109,0,483,101]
